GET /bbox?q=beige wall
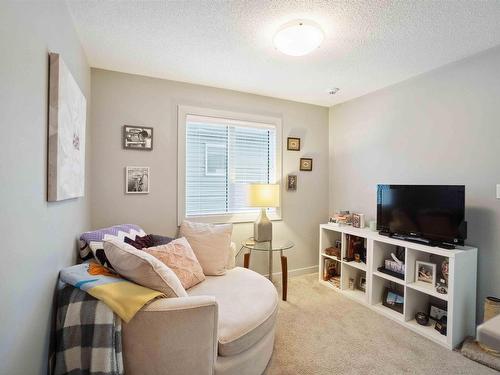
[0,1,91,374]
[329,46,500,320]
[90,69,329,275]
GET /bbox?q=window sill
[182,212,282,225]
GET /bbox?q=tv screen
[377,185,466,245]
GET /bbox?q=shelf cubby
[404,287,449,346]
[372,276,404,317]
[406,248,448,287]
[320,228,342,253]
[344,234,368,262]
[341,264,367,303]
[320,256,341,289]
[372,240,406,279]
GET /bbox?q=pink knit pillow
[142,237,205,289]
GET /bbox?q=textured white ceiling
[67,0,500,106]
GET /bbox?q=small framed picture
[126,166,150,194]
[383,287,404,314]
[287,137,301,151]
[429,304,447,321]
[123,125,153,150]
[352,213,360,228]
[415,261,436,287]
[334,239,342,249]
[299,158,313,171]
[358,276,366,292]
[287,175,297,191]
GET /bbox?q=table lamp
[248,184,280,242]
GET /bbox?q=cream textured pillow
[103,238,187,297]
[179,221,233,275]
[143,237,205,289]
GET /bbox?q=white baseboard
[263,265,318,279]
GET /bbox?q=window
[178,106,282,224]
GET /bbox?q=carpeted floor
[265,273,496,375]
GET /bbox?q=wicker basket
[479,296,500,357]
[484,296,500,322]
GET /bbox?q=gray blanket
[54,285,124,375]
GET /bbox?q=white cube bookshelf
[319,224,477,349]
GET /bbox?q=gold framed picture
[299,158,313,171]
[287,137,301,151]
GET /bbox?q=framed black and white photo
[429,304,447,321]
[358,276,366,292]
[123,125,153,150]
[415,261,436,287]
[126,166,150,194]
[287,137,300,151]
[299,158,313,171]
[287,175,297,191]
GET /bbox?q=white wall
[329,46,500,320]
[90,69,329,276]
[0,1,91,374]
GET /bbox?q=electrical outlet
[497,184,500,199]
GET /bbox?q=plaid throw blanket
[60,263,163,323]
[54,285,124,375]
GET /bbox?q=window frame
[177,105,283,225]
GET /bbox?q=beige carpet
[265,273,495,375]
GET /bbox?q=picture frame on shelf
[415,260,436,287]
[358,276,366,292]
[125,166,150,194]
[352,213,365,228]
[429,304,447,321]
[348,278,355,290]
[334,239,342,249]
[287,137,300,151]
[299,158,313,171]
[123,125,153,150]
[382,287,404,314]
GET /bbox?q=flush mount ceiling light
[273,20,324,57]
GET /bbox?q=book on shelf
[323,258,341,283]
[345,234,367,263]
[328,276,341,288]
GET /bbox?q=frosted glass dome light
[273,20,324,56]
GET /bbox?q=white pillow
[103,238,187,297]
[179,221,233,276]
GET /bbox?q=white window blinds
[185,114,277,217]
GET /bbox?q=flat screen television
[377,185,466,247]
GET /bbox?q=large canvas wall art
[48,53,87,201]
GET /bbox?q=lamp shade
[248,184,280,208]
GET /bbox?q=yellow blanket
[60,263,163,322]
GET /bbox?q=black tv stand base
[378,232,456,249]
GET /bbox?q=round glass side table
[239,238,294,301]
